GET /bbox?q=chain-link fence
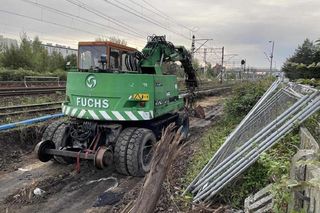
[185,78,320,203]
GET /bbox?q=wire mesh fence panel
[185,78,320,203]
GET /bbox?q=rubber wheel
[51,124,74,164]
[41,120,64,141]
[177,112,190,140]
[114,128,137,175]
[114,128,156,177]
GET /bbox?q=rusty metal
[94,146,113,169]
[45,148,95,160]
[35,140,55,162]
[37,140,113,169]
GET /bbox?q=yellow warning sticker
[132,93,149,101]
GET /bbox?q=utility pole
[241,59,246,81]
[191,35,195,59]
[220,46,224,83]
[203,48,207,73]
[269,41,274,72]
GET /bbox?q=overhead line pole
[269,41,275,72]
[220,46,224,83]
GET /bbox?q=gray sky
[0,0,320,68]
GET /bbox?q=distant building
[0,35,18,49]
[42,43,77,58]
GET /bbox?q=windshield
[79,45,107,70]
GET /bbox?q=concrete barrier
[288,127,320,213]
[244,126,320,212]
[244,184,273,213]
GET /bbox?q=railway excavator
[35,35,199,177]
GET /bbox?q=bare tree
[95,36,127,45]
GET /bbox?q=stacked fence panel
[185,79,320,203]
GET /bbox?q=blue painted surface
[0,113,65,131]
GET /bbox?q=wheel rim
[142,139,154,167]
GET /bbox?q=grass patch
[184,118,236,185]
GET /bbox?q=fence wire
[185,78,320,203]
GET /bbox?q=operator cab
[78,41,137,72]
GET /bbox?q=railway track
[0,81,231,97]
[0,102,63,118]
[0,80,66,88]
[0,85,232,122]
[0,86,66,96]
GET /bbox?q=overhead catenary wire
[65,0,147,39]
[116,0,167,29]
[140,0,194,32]
[138,0,214,50]
[101,0,192,41]
[0,22,79,46]
[126,0,192,36]
[0,9,102,37]
[20,0,146,41]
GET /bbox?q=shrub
[224,79,272,121]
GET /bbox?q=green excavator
[35,35,198,176]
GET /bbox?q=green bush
[0,34,77,78]
[282,38,320,80]
[283,62,320,80]
[296,78,320,87]
[224,79,272,121]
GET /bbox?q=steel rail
[0,86,65,91]
[0,107,62,117]
[0,88,65,96]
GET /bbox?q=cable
[65,0,146,38]
[115,0,166,29]
[101,0,191,41]
[140,0,194,32]
[21,0,145,40]
[0,22,79,46]
[128,0,168,20]
[0,9,101,37]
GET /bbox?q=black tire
[51,124,73,164]
[114,128,156,177]
[126,128,156,177]
[114,128,137,175]
[41,120,64,141]
[177,112,190,140]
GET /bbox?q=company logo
[76,97,109,108]
[85,75,97,88]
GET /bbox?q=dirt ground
[0,95,231,213]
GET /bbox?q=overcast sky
[0,0,320,68]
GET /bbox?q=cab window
[110,48,120,70]
[121,51,128,71]
[79,45,106,70]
